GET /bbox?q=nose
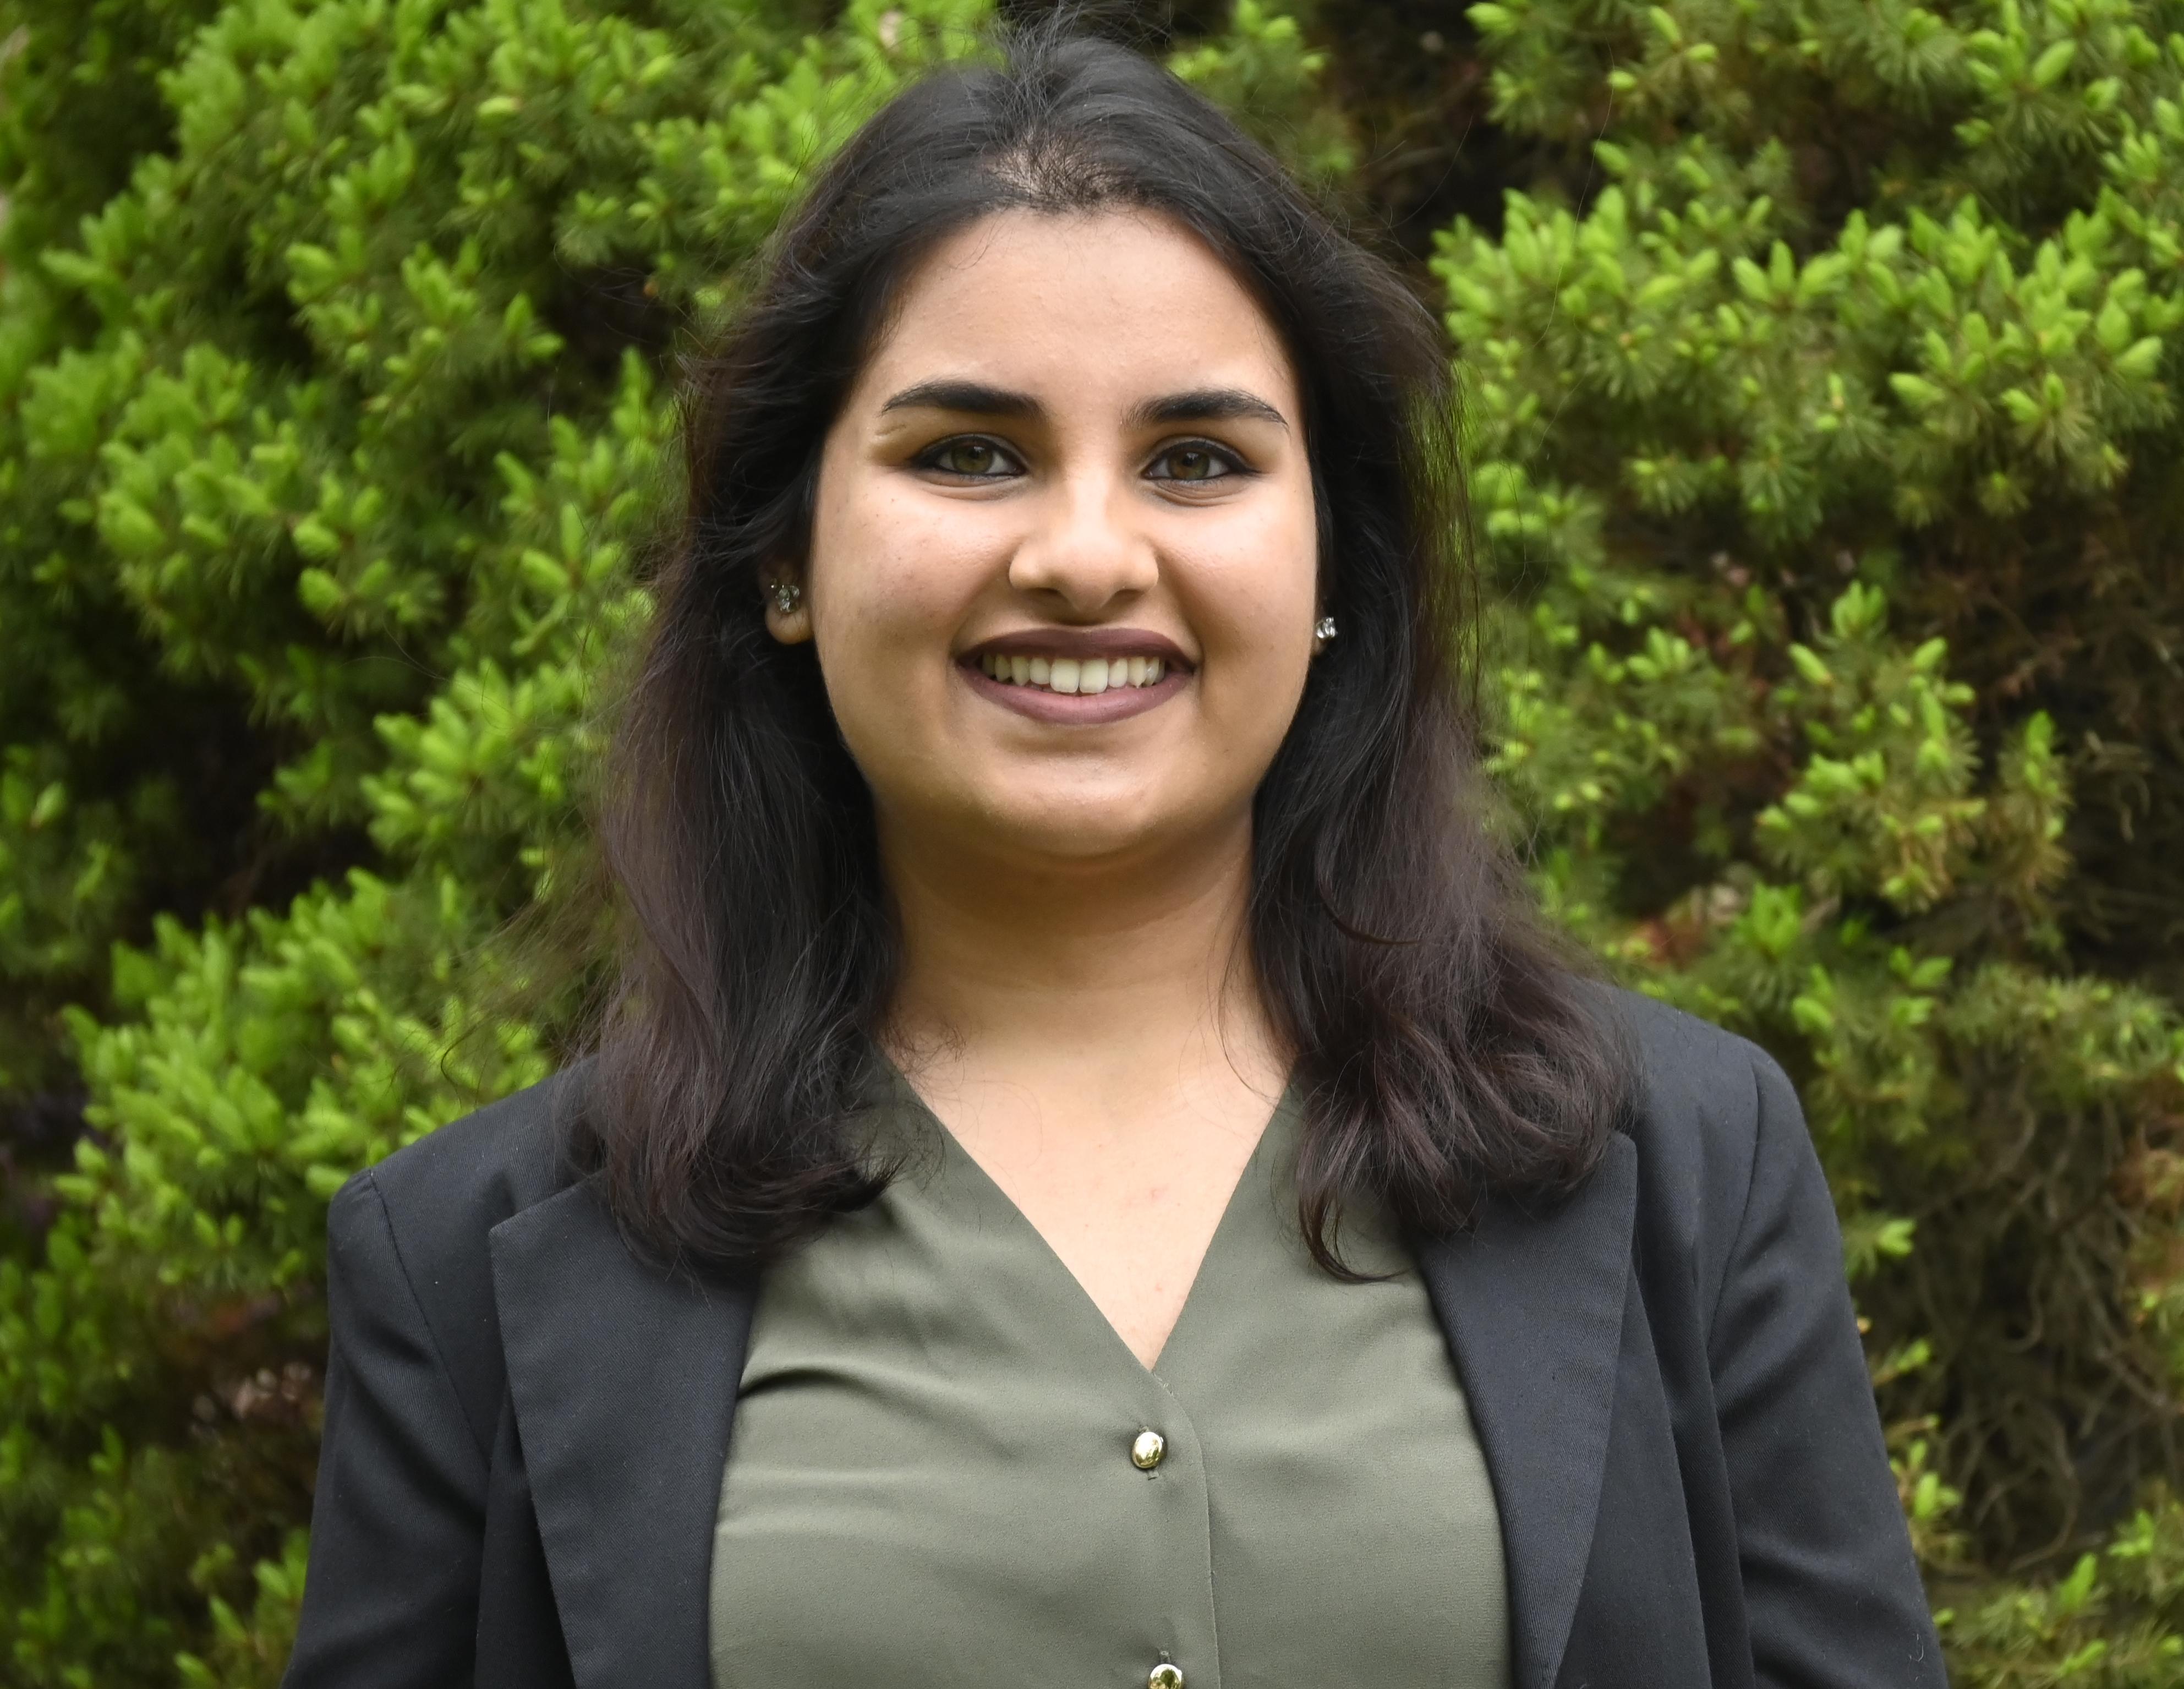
[1005,467,1159,617]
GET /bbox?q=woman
[282,17,1945,1689]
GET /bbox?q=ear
[763,579,813,646]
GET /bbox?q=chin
[989,813,1158,864]
[963,792,1179,865]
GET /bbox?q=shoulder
[324,1063,588,1420]
[347,1059,588,1238]
[1598,983,1792,1147]
[1587,983,1816,1298]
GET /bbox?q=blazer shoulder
[1592,983,1796,1255]
[360,1059,588,1238]
[324,1062,589,1427]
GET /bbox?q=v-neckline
[875,1059,1301,1379]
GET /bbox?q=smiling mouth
[957,631,1192,723]
[971,651,1170,695]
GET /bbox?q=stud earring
[770,580,802,615]
[1315,616,1337,643]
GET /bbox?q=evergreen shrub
[2,0,2183,1680]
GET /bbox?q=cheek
[1186,496,1320,662]
[809,488,982,663]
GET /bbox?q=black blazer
[281,990,1946,1688]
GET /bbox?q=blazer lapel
[1416,1132,1638,1689]
[490,1180,757,1689]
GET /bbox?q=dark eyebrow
[1126,387,1289,432]
[877,379,1289,432]
[879,379,1041,419]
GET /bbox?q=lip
[956,625,1195,726]
[961,626,1195,670]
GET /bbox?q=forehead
[850,206,1300,416]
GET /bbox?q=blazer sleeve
[1710,1045,1948,1687]
[282,1169,489,1688]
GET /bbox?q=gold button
[1130,1429,1167,1471]
[1149,1665,1184,1689]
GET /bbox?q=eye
[1147,441,1247,484]
[918,436,1022,479]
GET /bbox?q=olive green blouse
[708,1067,1509,1689]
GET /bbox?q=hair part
[573,9,1633,1277]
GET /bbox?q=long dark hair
[573,11,1632,1274]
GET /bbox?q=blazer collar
[490,1134,1637,1689]
[1416,1131,1638,1689]
[490,1181,755,1689]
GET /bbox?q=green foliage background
[5,0,2184,1678]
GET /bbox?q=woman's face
[785,206,1320,874]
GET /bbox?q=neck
[878,810,1283,1107]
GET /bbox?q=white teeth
[972,653,1176,693]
